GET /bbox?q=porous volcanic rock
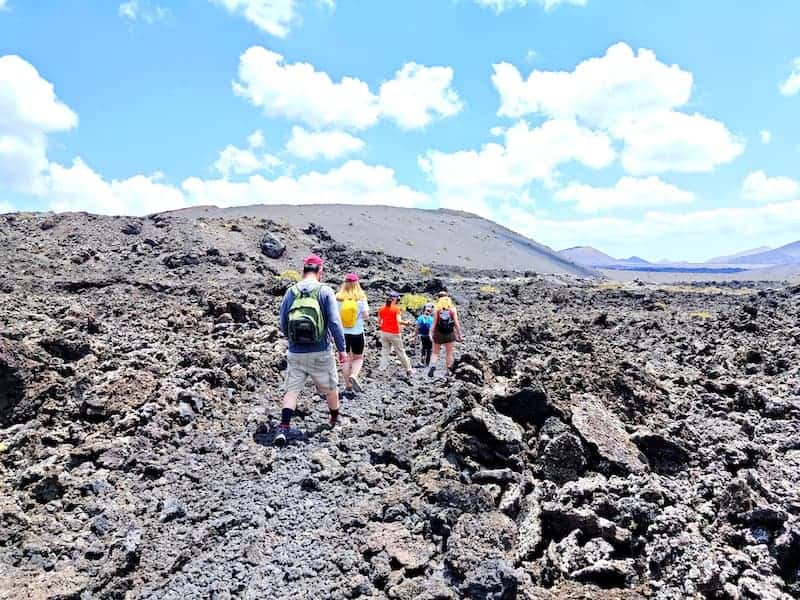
[1,209,798,599]
[570,393,648,475]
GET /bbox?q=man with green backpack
[275,254,347,446]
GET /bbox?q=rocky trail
[2,210,800,599]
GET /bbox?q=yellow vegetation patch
[278,269,301,282]
[480,285,498,294]
[689,311,712,319]
[663,285,754,296]
[400,293,429,312]
[594,280,754,296]
[420,265,433,276]
[596,282,625,291]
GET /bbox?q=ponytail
[435,296,454,312]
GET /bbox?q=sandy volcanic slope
[173,204,594,276]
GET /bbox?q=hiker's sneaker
[342,389,355,400]
[428,366,436,378]
[273,429,287,447]
[273,425,303,447]
[349,376,363,393]
[329,413,340,428]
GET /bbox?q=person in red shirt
[377,292,413,375]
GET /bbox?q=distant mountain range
[559,239,800,277]
[706,247,772,263]
[558,247,653,269]
[720,241,800,267]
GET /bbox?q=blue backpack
[417,315,433,336]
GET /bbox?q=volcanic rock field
[1,209,799,599]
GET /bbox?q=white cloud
[617,111,745,174]
[378,63,462,129]
[493,43,692,128]
[118,1,168,23]
[742,170,800,204]
[45,158,187,216]
[286,126,364,160]
[0,135,49,194]
[0,55,78,193]
[40,156,425,217]
[234,46,380,130]
[499,200,800,255]
[0,201,13,213]
[759,130,772,144]
[0,56,78,137]
[212,130,281,177]
[0,0,8,11]
[473,0,586,13]
[41,157,425,217]
[247,129,265,148]
[779,57,800,97]
[233,46,461,131]
[211,0,296,37]
[211,0,332,38]
[184,160,427,208]
[213,144,282,177]
[555,176,694,213]
[420,119,614,213]
[119,1,137,19]
[491,42,743,175]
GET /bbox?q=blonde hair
[435,296,454,312]
[336,280,367,302]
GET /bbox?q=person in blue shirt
[416,303,434,367]
[275,254,347,446]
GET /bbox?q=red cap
[345,272,359,282]
[303,254,324,267]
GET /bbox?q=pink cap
[345,272,359,282]
[303,254,324,267]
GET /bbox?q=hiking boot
[329,412,340,428]
[428,366,436,378]
[349,376,363,393]
[342,389,355,400]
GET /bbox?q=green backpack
[288,285,326,345]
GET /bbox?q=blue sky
[1,0,799,261]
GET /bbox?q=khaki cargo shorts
[284,350,338,394]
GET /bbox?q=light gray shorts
[284,350,338,394]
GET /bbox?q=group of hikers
[274,254,463,446]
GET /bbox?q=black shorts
[345,333,365,355]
